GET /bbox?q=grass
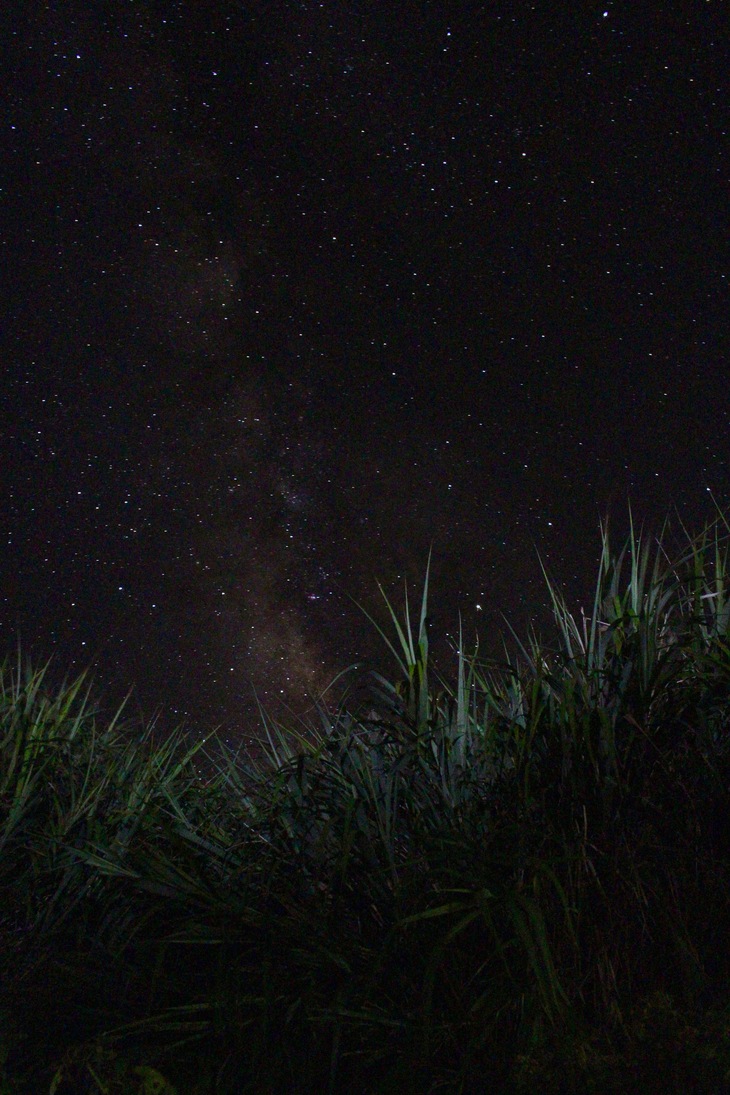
[2,500,730,1092]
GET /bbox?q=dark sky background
[2,3,728,749]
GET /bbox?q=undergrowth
[2,502,730,1092]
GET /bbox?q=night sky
[2,4,728,748]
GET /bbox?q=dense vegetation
[2,505,730,1093]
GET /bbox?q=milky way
[2,3,727,747]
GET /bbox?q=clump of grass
[2,501,730,1093]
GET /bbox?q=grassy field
[2,503,730,1093]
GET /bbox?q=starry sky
[2,3,728,747]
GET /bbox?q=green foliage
[48,1044,177,1095]
[2,499,730,1091]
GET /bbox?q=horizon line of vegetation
[2,494,730,1092]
